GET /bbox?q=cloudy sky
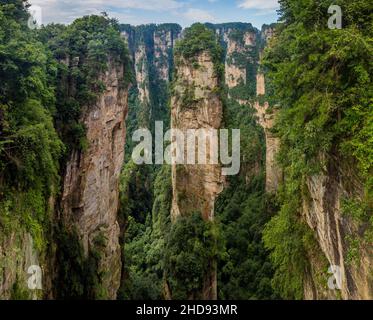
[29,0,280,28]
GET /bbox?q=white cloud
[238,0,279,10]
[31,0,183,11]
[29,0,184,24]
[182,8,215,23]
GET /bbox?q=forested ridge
[0,0,372,300]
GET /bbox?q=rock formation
[0,232,40,299]
[254,73,282,193]
[134,45,150,104]
[258,24,373,300]
[171,51,225,223]
[154,28,178,81]
[302,160,373,300]
[60,58,128,299]
[170,48,225,299]
[121,24,181,129]
[213,25,258,94]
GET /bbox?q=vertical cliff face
[121,24,181,128]
[261,22,373,300]
[302,162,373,300]
[213,24,265,184]
[252,25,282,193]
[211,24,259,104]
[60,58,128,299]
[254,74,282,193]
[154,28,179,82]
[0,189,56,300]
[117,24,182,300]
[134,45,150,105]
[170,28,225,297]
[171,51,225,223]
[223,29,256,90]
[0,232,40,299]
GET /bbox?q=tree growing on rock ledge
[166,23,225,300]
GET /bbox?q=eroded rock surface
[61,59,128,299]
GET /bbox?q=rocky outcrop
[154,28,180,81]
[302,159,373,300]
[60,58,128,299]
[171,51,225,222]
[0,193,56,299]
[0,232,40,299]
[254,73,282,192]
[121,24,181,131]
[219,28,257,90]
[261,25,276,44]
[171,50,225,299]
[134,45,150,104]
[258,23,372,300]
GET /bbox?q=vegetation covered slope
[1,1,132,299]
[1,0,371,301]
[0,1,63,299]
[40,15,131,300]
[119,22,277,300]
[262,0,373,299]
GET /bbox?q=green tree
[263,0,373,298]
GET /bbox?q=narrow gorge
[0,0,372,301]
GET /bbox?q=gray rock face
[0,232,40,299]
[171,52,225,223]
[254,73,282,193]
[61,58,128,299]
[302,160,373,300]
[170,51,225,299]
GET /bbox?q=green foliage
[0,1,62,260]
[263,0,373,298]
[118,165,172,300]
[341,197,372,264]
[164,212,224,300]
[216,176,278,300]
[341,197,370,223]
[179,84,201,109]
[119,160,154,225]
[214,25,259,101]
[263,197,310,299]
[55,226,108,300]
[118,24,180,300]
[217,92,276,299]
[121,24,178,157]
[10,278,30,300]
[1,3,133,299]
[55,226,86,299]
[175,23,223,67]
[41,15,132,154]
[172,24,225,112]
[265,0,372,188]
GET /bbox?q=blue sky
[30,0,280,29]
